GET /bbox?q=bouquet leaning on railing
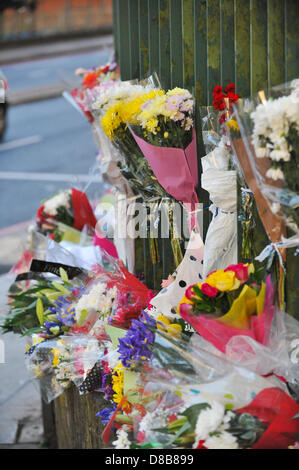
[129,87,200,235]
[227,79,299,252]
[199,83,239,277]
[93,81,184,266]
[36,188,97,243]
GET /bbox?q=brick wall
[0,0,112,40]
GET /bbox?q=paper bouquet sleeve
[131,128,199,231]
[71,188,97,231]
[180,275,274,354]
[236,387,299,449]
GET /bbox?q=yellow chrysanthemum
[101,90,164,139]
[51,348,61,368]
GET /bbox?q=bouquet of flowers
[199,83,239,277]
[36,188,97,243]
[128,385,299,449]
[69,61,120,123]
[129,87,199,233]
[178,263,276,354]
[94,81,184,266]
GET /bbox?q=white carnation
[112,426,131,449]
[75,282,117,322]
[266,167,284,181]
[204,431,239,449]
[43,190,71,216]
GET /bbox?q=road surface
[0,48,112,230]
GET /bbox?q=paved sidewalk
[0,274,44,448]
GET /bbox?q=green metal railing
[113,0,299,315]
[113,0,298,100]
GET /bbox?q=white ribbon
[255,234,299,268]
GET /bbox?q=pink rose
[224,263,249,282]
[201,283,218,297]
[185,285,196,301]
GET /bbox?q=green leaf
[51,282,71,295]
[36,298,44,326]
[59,267,69,282]
[181,403,211,431]
[292,413,299,420]
[166,421,192,446]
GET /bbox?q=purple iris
[48,295,77,327]
[117,311,156,367]
[101,370,113,401]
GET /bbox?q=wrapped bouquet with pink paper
[129,87,200,233]
[178,263,278,355]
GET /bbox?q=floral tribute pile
[1,65,299,450]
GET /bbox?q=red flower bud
[224,263,249,282]
[185,285,196,301]
[201,283,218,297]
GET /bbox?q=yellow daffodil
[156,314,182,338]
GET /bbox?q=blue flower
[96,405,117,426]
[48,295,76,327]
[117,311,156,367]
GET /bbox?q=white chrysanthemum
[266,167,284,181]
[271,202,281,214]
[43,190,71,216]
[193,401,225,446]
[255,146,269,158]
[204,431,239,449]
[75,282,117,322]
[112,426,131,449]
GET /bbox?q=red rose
[226,91,239,103]
[224,263,249,282]
[225,83,236,94]
[201,283,218,297]
[219,113,226,125]
[213,85,223,97]
[185,285,196,301]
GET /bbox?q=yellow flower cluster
[112,363,131,412]
[101,90,164,140]
[138,87,191,134]
[156,314,182,338]
[205,264,254,292]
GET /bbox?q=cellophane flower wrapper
[230,79,299,240]
[129,329,294,448]
[198,106,238,277]
[25,334,106,403]
[236,387,299,449]
[180,274,276,352]
[36,188,98,243]
[74,259,149,332]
